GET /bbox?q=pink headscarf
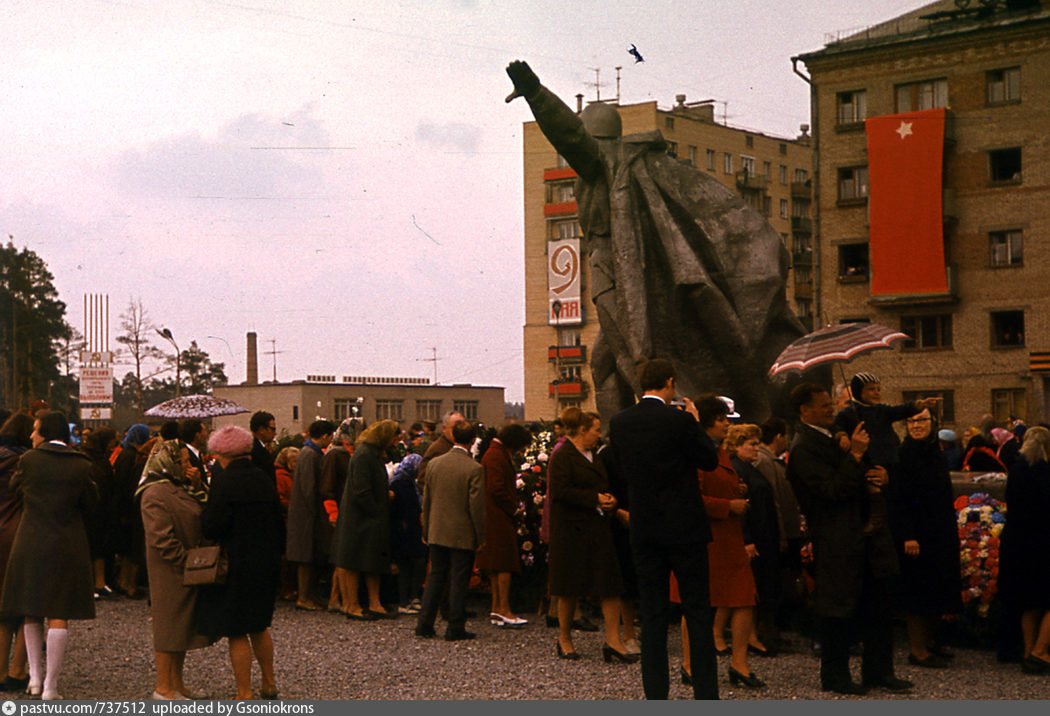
[990,427,1013,448]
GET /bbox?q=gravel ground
[16,595,1048,700]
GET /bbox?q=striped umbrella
[768,322,910,377]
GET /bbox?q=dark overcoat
[891,436,962,615]
[998,457,1050,611]
[285,441,327,564]
[330,442,391,574]
[547,440,621,598]
[196,458,284,637]
[319,445,351,516]
[140,480,211,651]
[786,424,898,618]
[475,441,521,574]
[0,442,97,620]
[251,439,277,487]
[0,440,26,616]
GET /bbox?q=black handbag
[182,544,228,586]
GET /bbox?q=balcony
[793,281,814,300]
[869,265,959,306]
[792,249,813,266]
[548,345,587,363]
[791,216,813,233]
[735,171,769,191]
[549,380,587,398]
[790,181,811,200]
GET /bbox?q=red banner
[865,107,947,295]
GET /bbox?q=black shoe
[414,625,436,638]
[602,644,639,664]
[572,616,599,632]
[2,676,29,692]
[445,630,476,642]
[908,653,949,668]
[1021,655,1050,674]
[714,646,731,656]
[822,680,868,696]
[556,643,580,660]
[864,675,913,692]
[748,644,775,657]
[728,665,765,688]
[680,666,691,685]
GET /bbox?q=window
[991,310,1025,347]
[762,195,772,216]
[557,399,581,409]
[794,234,812,255]
[416,399,442,422]
[549,219,579,239]
[895,78,948,112]
[334,398,363,421]
[706,149,716,171]
[557,327,581,346]
[548,182,575,203]
[796,299,813,320]
[837,90,867,124]
[989,148,1022,183]
[779,165,788,185]
[723,153,733,174]
[837,166,869,201]
[665,116,675,130]
[452,400,478,420]
[987,67,1020,104]
[794,168,808,183]
[779,199,788,219]
[745,135,754,148]
[795,265,812,283]
[375,399,403,421]
[559,365,582,381]
[901,314,953,350]
[838,243,869,278]
[292,405,299,421]
[688,145,698,166]
[763,161,772,179]
[990,230,1022,266]
[667,141,678,157]
[992,389,1026,424]
[902,390,955,423]
[779,143,787,155]
[740,155,756,175]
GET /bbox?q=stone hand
[505,60,539,103]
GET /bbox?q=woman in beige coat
[138,439,212,700]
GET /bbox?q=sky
[3,0,927,403]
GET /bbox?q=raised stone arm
[505,60,603,181]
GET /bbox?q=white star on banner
[896,121,914,139]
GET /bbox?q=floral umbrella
[767,321,910,377]
[144,394,249,419]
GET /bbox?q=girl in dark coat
[112,424,152,598]
[330,420,400,620]
[389,453,426,614]
[891,409,961,668]
[81,426,118,598]
[997,426,1050,674]
[197,426,284,700]
[0,413,32,692]
[0,411,97,700]
[547,408,633,663]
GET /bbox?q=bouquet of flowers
[515,426,555,570]
[955,492,1006,618]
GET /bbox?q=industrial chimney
[245,332,259,385]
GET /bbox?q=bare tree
[115,298,166,421]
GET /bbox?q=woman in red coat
[680,396,763,689]
[476,423,533,627]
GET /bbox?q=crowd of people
[0,358,1048,700]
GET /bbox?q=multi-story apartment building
[522,95,813,421]
[795,0,1050,427]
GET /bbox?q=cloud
[113,106,332,200]
[414,122,483,153]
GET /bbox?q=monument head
[581,102,622,139]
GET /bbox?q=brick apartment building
[795,0,1050,427]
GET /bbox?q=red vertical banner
[865,107,948,295]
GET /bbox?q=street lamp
[156,327,181,397]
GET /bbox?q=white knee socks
[43,627,68,698]
[23,621,43,692]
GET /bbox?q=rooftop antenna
[418,347,440,385]
[615,66,622,103]
[587,67,603,102]
[264,339,285,382]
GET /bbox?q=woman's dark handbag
[182,544,228,586]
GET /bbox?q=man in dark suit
[178,418,210,489]
[415,420,486,642]
[250,411,278,486]
[785,383,911,695]
[608,359,720,699]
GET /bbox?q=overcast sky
[4,0,925,402]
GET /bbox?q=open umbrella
[768,322,910,377]
[144,394,249,419]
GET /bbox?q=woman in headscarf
[0,413,33,692]
[138,434,211,699]
[81,426,119,599]
[330,419,400,620]
[890,408,961,668]
[196,426,284,700]
[998,426,1050,674]
[0,411,97,700]
[389,453,426,614]
[112,424,153,598]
